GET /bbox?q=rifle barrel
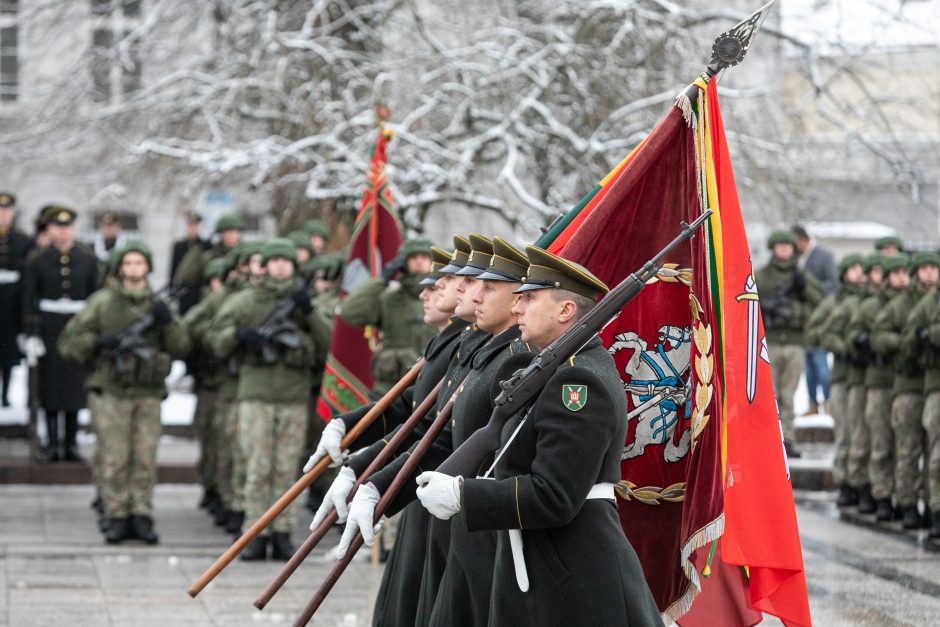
[253,378,444,610]
[292,397,456,626]
[186,358,425,598]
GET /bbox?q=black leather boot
[874,498,894,522]
[901,505,923,529]
[39,412,60,462]
[63,411,83,462]
[105,517,130,544]
[214,507,229,527]
[225,511,245,535]
[130,515,159,545]
[270,532,296,561]
[929,518,940,539]
[836,483,857,507]
[240,536,269,561]
[857,485,876,514]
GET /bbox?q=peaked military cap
[516,246,608,300]
[476,237,528,282]
[215,213,245,232]
[882,253,910,274]
[0,192,14,207]
[439,235,472,274]
[48,205,77,226]
[401,237,434,257]
[454,233,494,276]
[838,253,865,278]
[184,210,202,223]
[99,211,119,225]
[261,237,298,266]
[767,229,797,248]
[874,235,903,251]
[304,218,329,238]
[911,250,940,271]
[420,246,454,286]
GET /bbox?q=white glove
[416,471,462,520]
[19,335,46,367]
[304,418,347,470]
[336,482,381,559]
[310,466,356,529]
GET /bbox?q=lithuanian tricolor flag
[535,78,811,626]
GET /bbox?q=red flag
[549,108,725,621]
[699,78,812,626]
[317,129,402,420]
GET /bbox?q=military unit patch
[563,384,587,411]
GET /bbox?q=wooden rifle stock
[186,358,425,598]
[254,378,444,610]
[436,212,712,479]
[292,397,457,626]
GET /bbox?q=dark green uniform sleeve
[174,245,205,288]
[339,277,386,327]
[206,291,246,358]
[56,292,106,364]
[160,313,192,359]
[871,296,902,354]
[901,294,932,362]
[820,298,853,356]
[805,295,834,348]
[460,367,616,531]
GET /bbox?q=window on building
[90,0,143,104]
[0,0,17,103]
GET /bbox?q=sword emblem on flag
[736,273,770,403]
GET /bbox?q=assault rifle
[251,297,301,364]
[758,273,802,331]
[435,211,711,478]
[103,310,159,374]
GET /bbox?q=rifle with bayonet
[433,211,711,478]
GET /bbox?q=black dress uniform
[22,208,99,460]
[457,246,662,627]
[0,195,33,406]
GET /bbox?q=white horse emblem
[608,325,693,463]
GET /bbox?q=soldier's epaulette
[507,338,532,355]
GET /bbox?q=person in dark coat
[169,211,208,315]
[416,246,663,627]
[22,206,99,462]
[0,193,33,406]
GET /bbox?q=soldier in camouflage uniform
[190,243,261,534]
[821,255,869,508]
[208,238,331,560]
[58,241,191,544]
[341,238,437,399]
[756,230,824,457]
[174,213,243,302]
[304,219,330,259]
[287,230,314,281]
[848,253,902,520]
[874,235,903,257]
[872,251,937,529]
[182,257,229,516]
[899,251,940,534]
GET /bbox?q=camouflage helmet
[287,230,314,256]
[881,253,910,274]
[911,250,940,271]
[238,241,264,265]
[310,251,345,281]
[863,253,885,274]
[874,235,903,252]
[115,240,154,272]
[261,237,298,266]
[767,229,797,249]
[215,213,245,233]
[204,257,228,283]
[304,219,329,239]
[837,253,865,278]
[400,237,434,258]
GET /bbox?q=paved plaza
[0,483,938,626]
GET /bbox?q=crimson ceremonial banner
[317,128,402,420]
[547,108,725,620]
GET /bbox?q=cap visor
[439,262,465,274]
[454,264,486,276]
[512,283,552,294]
